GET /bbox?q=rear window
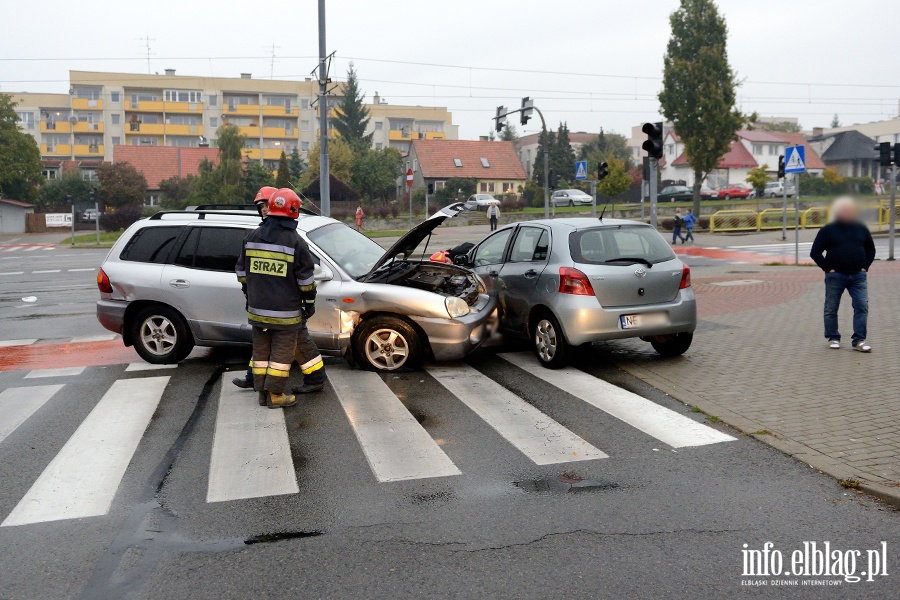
[569,226,675,265]
[119,226,182,263]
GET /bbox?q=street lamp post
[495,100,550,218]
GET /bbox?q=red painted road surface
[0,340,141,372]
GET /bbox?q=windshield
[307,223,385,279]
[569,226,676,266]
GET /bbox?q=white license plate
[620,312,669,329]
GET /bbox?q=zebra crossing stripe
[24,367,86,379]
[125,362,178,372]
[329,366,461,482]
[499,353,736,448]
[427,363,608,465]
[1,377,169,527]
[206,375,298,503]
[0,339,37,347]
[0,385,64,445]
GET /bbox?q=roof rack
[148,210,262,221]
[189,204,257,211]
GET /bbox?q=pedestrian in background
[810,196,875,352]
[683,208,696,244]
[672,208,685,244]
[355,206,365,231]
[487,202,500,231]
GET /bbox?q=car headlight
[445,296,470,319]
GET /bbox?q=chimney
[240,73,252,79]
[164,68,176,76]
[373,91,380,105]
[812,127,824,136]
[304,77,311,82]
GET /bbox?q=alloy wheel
[534,319,558,363]
[364,328,410,370]
[140,315,177,356]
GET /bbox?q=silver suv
[96,205,497,372]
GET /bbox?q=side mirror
[313,264,334,282]
[454,254,471,267]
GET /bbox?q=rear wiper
[604,257,653,267]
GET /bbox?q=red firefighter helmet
[254,186,277,206]
[268,188,302,218]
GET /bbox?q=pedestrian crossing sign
[785,145,806,173]
[575,161,588,180]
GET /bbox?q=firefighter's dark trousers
[294,321,326,385]
[252,326,298,395]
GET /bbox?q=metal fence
[758,208,797,230]
[709,201,895,233]
[709,209,760,233]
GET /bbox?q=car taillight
[558,267,595,296]
[97,268,113,293]
[679,265,691,289]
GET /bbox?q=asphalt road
[0,242,896,599]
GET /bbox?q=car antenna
[289,183,322,216]
[598,194,611,221]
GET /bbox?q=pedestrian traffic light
[548,170,560,189]
[777,155,785,179]
[494,106,507,133]
[876,141,892,167]
[642,122,664,160]
[520,97,534,126]
[427,183,434,195]
[90,187,97,203]
[894,144,900,168]
[597,161,609,181]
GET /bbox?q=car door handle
[169,279,190,289]
[489,270,499,277]
[524,269,538,278]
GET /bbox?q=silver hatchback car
[96,203,496,372]
[463,218,696,368]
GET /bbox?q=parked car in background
[82,208,100,222]
[465,194,499,210]
[551,189,594,207]
[658,185,693,203]
[463,218,696,369]
[764,181,796,198]
[96,203,497,372]
[716,184,752,200]
[700,187,719,200]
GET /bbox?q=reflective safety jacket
[235,224,316,330]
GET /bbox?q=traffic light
[494,106,507,133]
[520,97,534,126]
[427,183,434,195]
[894,143,900,167]
[642,122,663,159]
[777,155,785,179]
[597,161,609,181]
[876,141,892,167]
[548,170,560,189]
[65,194,73,205]
[90,187,97,203]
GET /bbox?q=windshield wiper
[604,257,653,267]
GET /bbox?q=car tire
[649,332,693,357]
[355,315,423,372]
[724,194,730,200]
[130,305,194,364]
[531,311,569,369]
[568,200,574,207]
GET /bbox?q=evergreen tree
[532,128,556,185]
[210,123,246,204]
[500,124,519,143]
[288,146,306,180]
[332,63,374,152]
[659,0,750,216]
[275,151,291,188]
[830,114,841,128]
[551,123,576,186]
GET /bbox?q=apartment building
[11,71,458,177]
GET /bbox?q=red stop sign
[406,168,414,187]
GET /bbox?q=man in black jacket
[809,197,876,352]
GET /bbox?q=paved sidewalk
[612,258,900,507]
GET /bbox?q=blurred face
[260,203,269,217]
[833,199,857,223]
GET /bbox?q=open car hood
[361,202,468,281]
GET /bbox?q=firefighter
[233,185,277,389]
[235,188,316,408]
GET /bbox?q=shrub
[100,206,143,232]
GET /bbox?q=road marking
[0,339,38,347]
[2,247,18,252]
[125,362,178,372]
[1,377,169,527]
[427,363,607,465]
[70,334,118,343]
[42,247,55,251]
[500,353,736,448]
[0,385,64,444]
[206,375,298,503]
[0,271,24,275]
[24,367,86,379]
[68,268,96,272]
[708,279,764,287]
[23,247,42,252]
[329,366,460,482]
[32,269,61,274]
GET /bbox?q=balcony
[74,144,105,156]
[224,104,298,117]
[74,121,104,133]
[164,124,203,136]
[72,98,103,110]
[244,148,287,161]
[125,100,204,113]
[125,123,202,136]
[41,121,71,133]
[238,126,261,138]
[388,130,445,141]
[40,143,72,156]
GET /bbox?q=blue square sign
[785,145,806,174]
[575,161,588,180]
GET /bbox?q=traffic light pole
[590,179,597,218]
[890,163,896,261]
[782,183,788,241]
[495,103,550,219]
[649,158,658,229]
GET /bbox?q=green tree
[332,63,373,152]
[659,0,750,216]
[97,162,147,209]
[242,161,276,203]
[597,156,633,198]
[288,146,306,181]
[351,147,401,200]
[757,120,802,133]
[0,93,43,202]
[215,123,246,187]
[158,176,192,209]
[275,150,291,188]
[305,137,355,186]
[532,128,555,185]
[38,170,92,211]
[434,177,477,203]
[745,164,770,197]
[499,124,519,143]
[830,114,841,128]
[552,122,576,185]
[579,129,633,169]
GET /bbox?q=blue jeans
[684,227,694,242]
[824,271,868,345]
[672,226,684,243]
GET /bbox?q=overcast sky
[2,0,898,140]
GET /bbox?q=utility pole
[778,155,787,240]
[317,0,330,217]
[496,98,550,218]
[890,161,897,261]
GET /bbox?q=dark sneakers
[232,376,253,389]
[292,381,325,394]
